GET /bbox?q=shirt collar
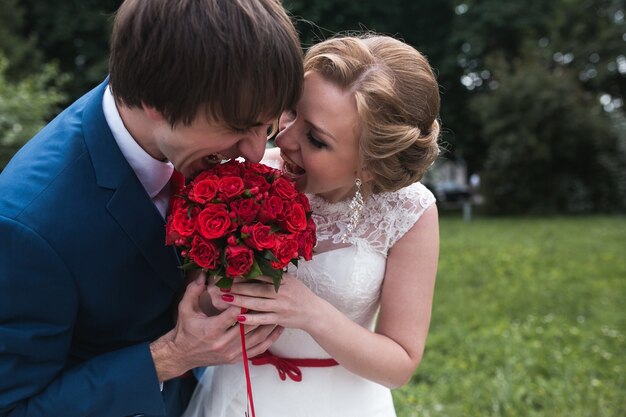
[102,86,173,198]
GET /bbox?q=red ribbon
[250,350,339,382]
[239,325,339,417]
[239,309,256,417]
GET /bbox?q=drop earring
[342,178,364,243]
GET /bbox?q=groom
[0,0,302,416]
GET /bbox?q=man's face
[153,110,274,178]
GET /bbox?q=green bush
[0,53,69,170]
[471,56,626,214]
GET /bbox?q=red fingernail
[221,294,234,302]
[237,315,246,322]
[240,308,248,314]
[219,288,231,293]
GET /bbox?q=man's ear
[142,103,166,122]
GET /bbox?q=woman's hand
[219,272,326,332]
[202,276,250,314]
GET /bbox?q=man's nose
[239,133,267,163]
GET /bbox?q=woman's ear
[360,166,374,183]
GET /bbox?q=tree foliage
[0,0,44,80]
[474,54,625,213]
[0,54,69,170]
[450,0,625,212]
[18,0,120,99]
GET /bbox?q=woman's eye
[307,132,326,149]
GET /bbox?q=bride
[183,33,440,417]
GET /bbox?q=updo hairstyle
[304,34,440,194]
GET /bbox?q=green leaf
[270,225,281,233]
[214,276,232,289]
[262,250,279,262]
[270,270,283,293]
[257,257,283,292]
[179,262,201,271]
[244,258,263,279]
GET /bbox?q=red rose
[243,172,271,193]
[188,236,220,270]
[197,204,232,239]
[271,177,299,200]
[214,160,243,177]
[189,178,219,204]
[165,197,186,244]
[295,192,311,213]
[257,195,284,223]
[243,161,275,175]
[297,217,316,261]
[167,205,199,241]
[225,244,254,277]
[243,223,276,251]
[271,235,299,269]
[169,194,186,212]
[230,198,260,224]
[297,233,315,261]
[218,177,245,200]
[278,201,307,233]
[192,171,218,183]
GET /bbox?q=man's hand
[150,275,283,382]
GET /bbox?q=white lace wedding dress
[183,181,435,417]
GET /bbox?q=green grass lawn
[393,216,626,417]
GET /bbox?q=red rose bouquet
[165,159,316,291]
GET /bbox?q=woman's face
[275,71,363,203]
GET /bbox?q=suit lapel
[82,79,184,291]
[107,178,183,291]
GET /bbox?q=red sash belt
[250,350,339,382]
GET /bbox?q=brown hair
[109,0,303,128]
[304,34,440,194]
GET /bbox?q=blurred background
[1,0,624,415]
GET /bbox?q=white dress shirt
[102,86,174,219]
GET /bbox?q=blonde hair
[304,34,440,194]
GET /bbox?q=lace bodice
[308,182,436,256]
[271,182,435,359]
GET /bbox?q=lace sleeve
[348,182,435,255]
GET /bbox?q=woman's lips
[280,154,305,178]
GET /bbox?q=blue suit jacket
[0,81,196,416]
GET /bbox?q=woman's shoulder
[359,182,436,254]
[370,181,436,214]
